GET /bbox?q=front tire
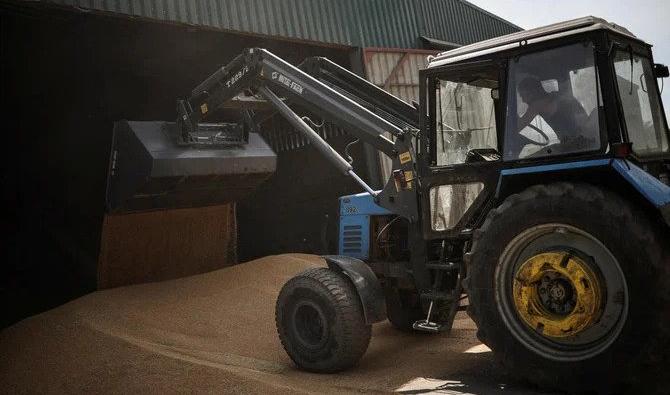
[465,183,670,393]
[384,287,425,331]
[275,267,371,372]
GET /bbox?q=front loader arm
[179,48,398,156]
[179,48,419,221]
[299,56,420,130]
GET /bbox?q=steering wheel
[519,123,551,146]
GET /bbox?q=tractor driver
[512,76,592,157]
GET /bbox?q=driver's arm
[506,105,539,159]
[517,105,539,133]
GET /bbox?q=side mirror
[654,63,669,78]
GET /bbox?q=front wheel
[275,267,371,372]
[384,287,425,332]
[465,183,669,393]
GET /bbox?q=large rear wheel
[465,183,669,393]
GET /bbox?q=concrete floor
[0,254,558,394]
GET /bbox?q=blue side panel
[611,159,670,207]
[496,159,611,197]
[338,191,390,260]
[496,158,670,210]
[339,191,391,217]
[499,159,611,176]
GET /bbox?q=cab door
[418,62,504,240]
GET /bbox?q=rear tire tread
[464,182,670,392]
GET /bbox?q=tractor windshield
[613,50,669,157]
[504,43,603,160]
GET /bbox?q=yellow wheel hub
[512,251,603,339]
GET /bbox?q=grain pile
[0,254,541,394]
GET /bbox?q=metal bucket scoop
[106,120,276,213]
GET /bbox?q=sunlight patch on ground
[396,377,474,394]
[395,377,515,394]
[396,377,496,395]
[464,343,492,353]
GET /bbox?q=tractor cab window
[613,50,669,157]
[504,43,603,160]
[434,70,499,166]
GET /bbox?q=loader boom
[299,56,420,130]
[179,48,401,156]
[175,48,420,220]
[109,48,420,220]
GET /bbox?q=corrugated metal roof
[34,0,521,48]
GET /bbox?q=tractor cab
[418,16,670,238]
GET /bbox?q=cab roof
[427,16,640,68]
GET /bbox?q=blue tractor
[280,17,670,393]
[109,16,669,393]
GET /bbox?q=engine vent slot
[342,225,363,254]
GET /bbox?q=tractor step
[412,300,449,333]
[412,319,447,333]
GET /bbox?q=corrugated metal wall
[40,0,520,48]
[363,48,436,178]
[364,49,435,104]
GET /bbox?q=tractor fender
[322,255,386,324]
[611,159,670,226]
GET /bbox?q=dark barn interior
[0,3,369,327]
